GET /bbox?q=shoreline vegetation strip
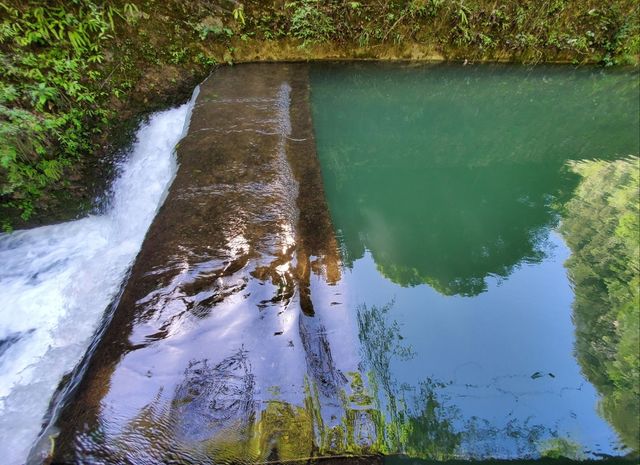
[0,0,638,228]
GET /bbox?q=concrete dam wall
[40,64,371,464]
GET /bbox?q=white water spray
[0,102,193,464]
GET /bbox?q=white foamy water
[0,103,192,464]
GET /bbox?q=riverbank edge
[4,24,638,231]
[12,52,629,231]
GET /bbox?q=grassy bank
[1,0,638,228]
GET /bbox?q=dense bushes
[0,2,121,226]
[0,0,216,228]
[254,0,639,63]
[0,0,638,227]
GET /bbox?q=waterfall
[0,99,194,465]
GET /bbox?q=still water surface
[311,63,639,459]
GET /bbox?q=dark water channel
[39,63,638,464]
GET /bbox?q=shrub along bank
[0,0,638,228]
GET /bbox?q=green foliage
[539,437,585,460]
[285,0,335,46]
[194,16,233,41]
[0,0,119,220]
[232,6,246,27]
[269,0,639,62]
[122,2,141,25]
[1,0,638,225]
[251,10,288,41]
[194,52,217,67]
[167,45,188,64]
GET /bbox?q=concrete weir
[39,64,374,464]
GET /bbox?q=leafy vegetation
[0,0,218,228]
[285,0,335,46]
[0,1,121,225]
[560,157,640,451]
[246,0,639,64]
[1,0,638,227]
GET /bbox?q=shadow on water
[328,162,576,296]
[312,63,639,296]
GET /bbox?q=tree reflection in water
[560,157,639,453]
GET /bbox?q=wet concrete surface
[41,64,350,464]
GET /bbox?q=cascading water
[0,101,193,465]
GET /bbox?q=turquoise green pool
[311,63,639,460]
